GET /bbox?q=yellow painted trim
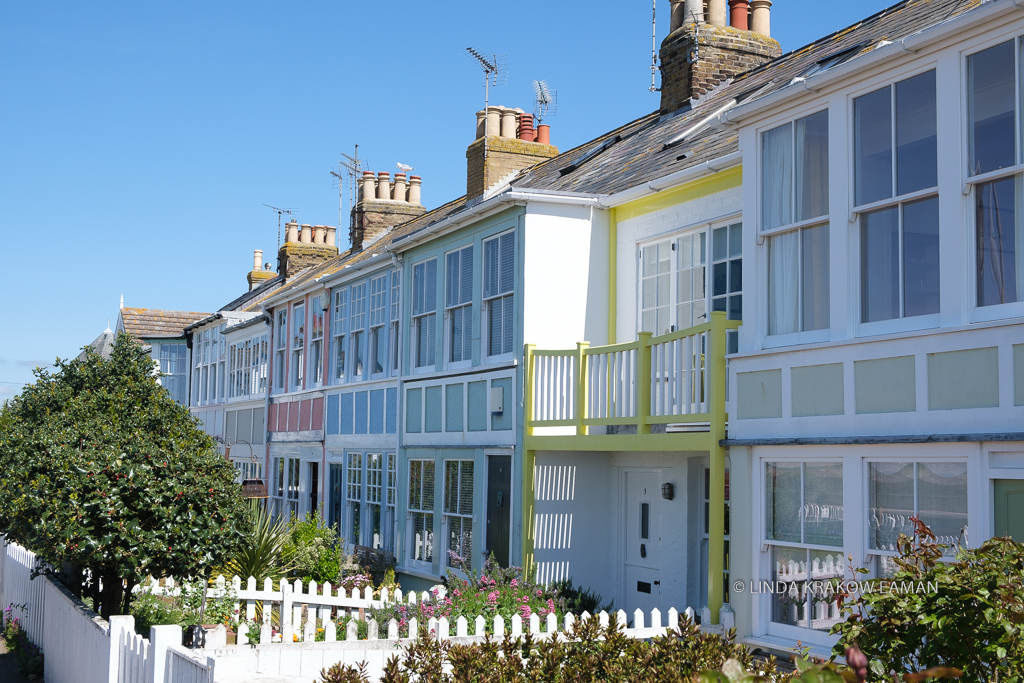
[608,208,617,345]
[614,166,743,221]
[524,432,715,453]
[707,312,728,625]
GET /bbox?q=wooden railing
[526,312,739,435]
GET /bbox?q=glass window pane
[855,87,893,205]
[713,227,728,262]
[766,462,802,543]
[917,462,967,553]
[976,176,1022,306]
[802,225,830,331]
[768,232,799,335]
[902,197,940,317]
[729,223,743,258]
[762,123,793,230]
[796,110,829,221]
[968,41,1016,176]
[869,462,915,552]
[803,463,843,547]
[728,259,742,294]
[770,546,808,627]
[861,207,900,322]
[712,262,727,297]
[896,70,937,195]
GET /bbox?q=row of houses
[94,0,1024,656]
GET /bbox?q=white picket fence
[0,535,47,645]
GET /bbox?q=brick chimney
[247,249,277,291]
[467,106,559,200]
[349,171,427,251]
[277,220,339,280]
[660,0,781,115]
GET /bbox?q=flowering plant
[2,603,44,677]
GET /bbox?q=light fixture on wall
[661,482,675,500]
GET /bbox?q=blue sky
[0,1,897,397]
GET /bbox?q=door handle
[654,580,660,586]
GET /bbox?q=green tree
[0,333,250,620]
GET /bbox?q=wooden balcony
[524,311,738,453]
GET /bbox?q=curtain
[796,111,829,222]
[762,124,792,230]
[802,225,830,331]
[769,231,799,335]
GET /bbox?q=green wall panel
[736,369,782,419]
[855,356,916,414]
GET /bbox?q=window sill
[402,359,518,384]
[398,564,440,582]
[856,313,940,338]
[762,329,829,349]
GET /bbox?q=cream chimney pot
[376,172,390,200]
[475,110,486,139]
[300,223,313,243]
[285,221,299,243]
[408,176,422,206]
[253,249,263,271]
[360,171,375,202]
[500,109,518,138]
[314,225,326,244]
[485,106,502,137]
[750,0,771,35]
[707,0,727,26]
[680,0,703,27]
[326,226,336,247]
[393,174,407,203]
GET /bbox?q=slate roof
[512,0,980,197]
[78,328,115,360]
[119,307,211,340]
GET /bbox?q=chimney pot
[500,109,518,138]
[285,220,299,243]
[314,225,326,244]
[475,110,486,139]
[676,1,704,30]
[707,0,727,26]
[729,0,750,30]
[300,223,313,243]
[536,124,551,145]
[408,176,422,206]
[326,226,336,247]
[485,106,502,137]
[393,173,407,202]
[253,249,263,271]
[360,171,375,202]
[749,0,771,35]
[518,113,536,142]
[376,172,391,200]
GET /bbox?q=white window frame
[442,458,475,572]
[345,451,363,547]
[350,283,367,380]
[407,458,435,569]
[310,295,325,388]
[271,455,301,521]
[228,333,269,402]
[483,231,515,360]
[389,269,401,375]
[291,302,305,391]
[332,287,349,384]
[445,245,474,369]
[275,309,288,393]
[369,274,389,378]
[157,341,189,405]
[411,258,438,372]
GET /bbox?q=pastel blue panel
[386,387,397,434]
[326,394,340,435]
[425,386,443,433]
[406,388,422,433]
[355,391,369,434]
[491,378,513,431]
[340,393,354,434]
[467,381,487,432]
[369,390,385,434]
[445,384,464,432]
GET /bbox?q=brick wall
[350,199,425,251]
[466,136,559,199]
[277,243,338,280]
[659,24,781,114]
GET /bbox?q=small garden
[2,604,44,680]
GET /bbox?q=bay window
[332,288,348,382]
[408,459,435,565]
[350,283,366,378]
[157,342,188,405]
[228,334,269,401]
[762,110,830,338]
[444,460,474,569]
[484,231,515,357]
[412,259,438,368]
[369,275,388,375]
[291,303,305,390]
[446,245,474,364]
[968,40,1024,308]
[855,71,939,323]
[764,461,844,633]
[310,295,325,387]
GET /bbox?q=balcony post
[706,312,727,624]
[637,332,653,434]
[524,344,536,437]
[523,344,537,575]
[575,342,590,436]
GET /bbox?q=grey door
[994,479,1024,541]
[486,455,512,567]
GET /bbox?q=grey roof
[78,328,114,361]
[512,0,978,196]
[119,308,210,340]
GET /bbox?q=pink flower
[487,591,499,605]
[511,578,518,588]
[536,589,543,597]
[520,604,532,619]
[547,598,555,613]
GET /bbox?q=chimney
[466,106,559,200]
[277,220,339,280]
[247,249,277,291]
[349,171,427,252]
[660,0,781,115]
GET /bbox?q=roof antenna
[532,80,557,124]
[263,204,296,249]
[466,47,508,191]
[650,0,660,92]
[119,294,124,310]
[331,145,365,249]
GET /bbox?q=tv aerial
[263,204,296,250]
[466,47,508,189]
[532,80,557,124]
[331,145,366,243]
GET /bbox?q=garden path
[0,639,35,682]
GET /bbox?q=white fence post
[149,624,180,683]
[107,615,134,683]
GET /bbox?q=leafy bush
[831,517,1023,681]
[283,506,353,584]
[130,580,237,633]
[130,590,184,636]
[550,577,612,615]
[2,604,44,677]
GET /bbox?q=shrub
[219,499,297,587]
[130,590,184,636]
[831,516,1022,680]
[283,506,353,584]
[2,604,44,678]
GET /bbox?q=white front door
[623,470,661,619]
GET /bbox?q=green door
[993,480,1024,542]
